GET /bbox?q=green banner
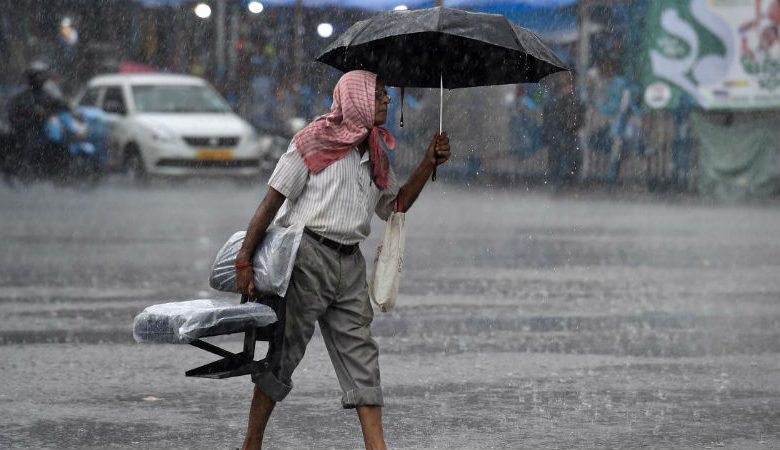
[641,0,780,110]
[692,112,780,198]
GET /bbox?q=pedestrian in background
[542,74,582,188]
[510,84,543,160]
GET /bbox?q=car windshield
[131,84,231,113]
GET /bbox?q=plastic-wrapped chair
[133,295,283,379]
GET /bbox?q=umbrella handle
[432,73,443,182]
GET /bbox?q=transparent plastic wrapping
[133,299,277,344]
[209,225,304,297]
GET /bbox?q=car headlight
[146,124,177,143]
[152,130,176,143]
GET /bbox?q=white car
[76,73,271,181]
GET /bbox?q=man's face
[374,80,390,126]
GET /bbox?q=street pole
[577,0,592,180]
[215,0,226,82]
[228,3,239,86]
[294,0,304,86]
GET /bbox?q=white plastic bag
[133,299,277,344]
[369,211,405,312]
[209,225,304,297]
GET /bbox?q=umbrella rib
[348,18,375,48]
[509,22,568,71]
[507,23,526,56]
[436,7,444,86]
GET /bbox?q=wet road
[1,180,779,449]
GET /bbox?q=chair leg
[184,296,286,380]
[243,327,257,360]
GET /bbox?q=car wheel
[124,145,148,186]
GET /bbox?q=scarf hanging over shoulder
[292,70,395,189]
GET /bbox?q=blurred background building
[1,0,779,199]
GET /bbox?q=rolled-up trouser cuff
[252,370,293,403]
[341,386,384,409]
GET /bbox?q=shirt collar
[354,147,370,164]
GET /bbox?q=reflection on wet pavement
[0,183,778,449]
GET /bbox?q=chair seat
[133,299,277,344]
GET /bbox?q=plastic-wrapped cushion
[209,225,304,297]
[133,299,277,344]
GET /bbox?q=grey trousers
[252,232,383,408]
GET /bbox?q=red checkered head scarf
[292,70,395,189]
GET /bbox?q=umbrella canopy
[316,6,569,89]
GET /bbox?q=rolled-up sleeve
[375,165,400,221]
[268,141,309,200]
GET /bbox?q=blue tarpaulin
[132,0,579,42]
[134,0,435,9]
[258,0,434,9]
[135,0,576,11]
[134,0,190,6]
[470,4,577,35]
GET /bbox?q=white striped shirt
[268,141,400,245]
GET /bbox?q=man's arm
[235,187,286,295]
[395,131,450,212]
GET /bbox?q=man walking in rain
[235,70,451,450]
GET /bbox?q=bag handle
[394,197,405,214]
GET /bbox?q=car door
[99,85,131,170]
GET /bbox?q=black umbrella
[316,6,569,179]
